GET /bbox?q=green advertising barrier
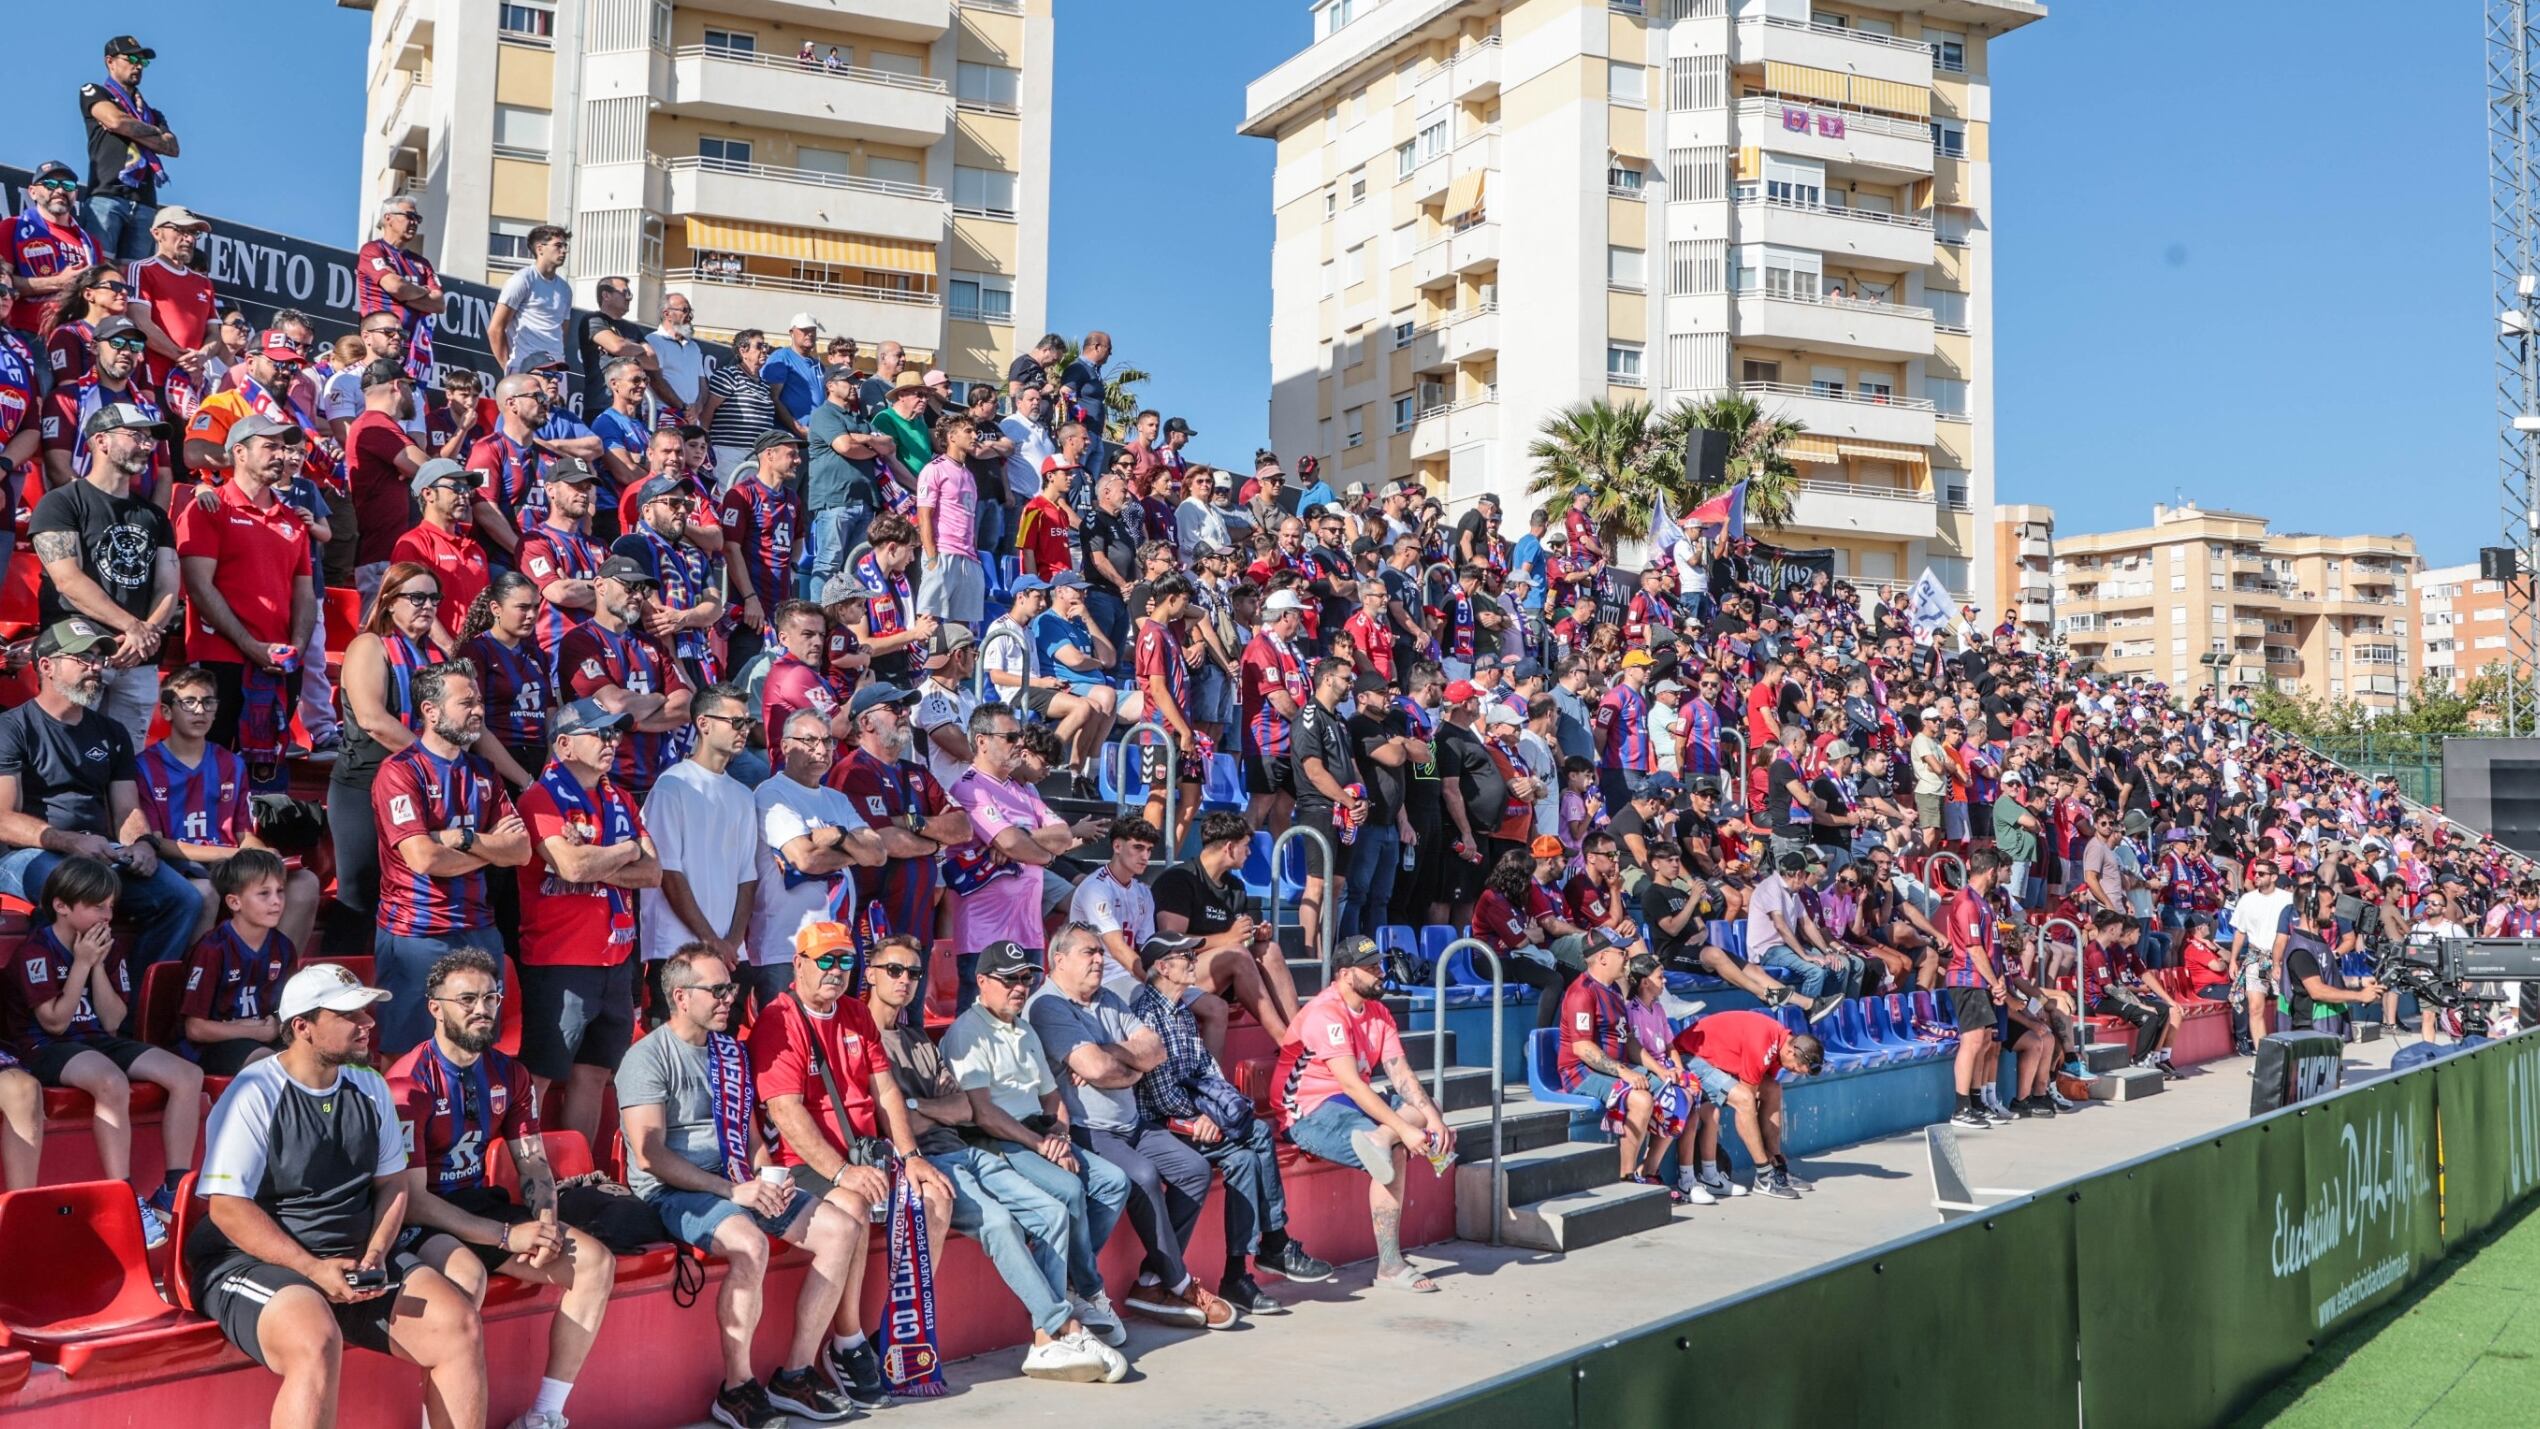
[2436,1031,2540,1247]
[1569,1191,2079,1426]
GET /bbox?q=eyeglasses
[102,335,147,352]
[697,711,754,731]
[870,963,921,981]
[391,589,442,606]
[803,953,856,971]
[431,991,504,1011]
[785,732,838,748]
[167,696,214,713]
[678,981,739,1001]
[34,179,76,192]
[90,281,134,297]
[974,729,1021,744]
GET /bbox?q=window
[2170,574,2187,592]
[796,145,850,177]
[1350,168,1368,205]
[1669,0,1725,16]
[1762,156,1823,208]
[1396,140,1417,179]
[1608,343,1646,387]
[487,218,536,267]
[866,155,922,187]
[1930,121,1967,159]
[956,63,1022,112]
[1393,394,1417,432]
[698,135,754,171]
[1926,377,1969,416]
[491,104,550,157]
[1323,190,1337,218]
[2171,638,2188,656]
[498,1,555,43]
[1345,243,1369,287]
[1418,118,1450,162]
[1316,0,1362,39]
[1392,314,1416,347]
[1934,207,1972,245]
[1668,146,1726,201]
[2211,572,2226,590]
[1930,558,1969,594]
[864,50,925,80]
[1321,261,1336,299]
[1608,246,1647,290]
[1346,407,1366,448]
[2171,607,2188,626]
[1609,63,1647,106]
[1608,163,1644,197]
[1927,29,1967,73]
[702,28,756,54]
[1742,359,1781,385]
[949,271,1014,324]
[953,166,1018,218]
[1927,289,1968,331]
[1348,87,1369,126]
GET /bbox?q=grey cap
[553,697,629,739]
[223,412,306,452]
[410,457,475,499]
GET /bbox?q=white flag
[1648,490,1688,559]
[1906,568,1956,637]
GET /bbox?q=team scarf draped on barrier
[878,1167,946,1396]
[1592,1075,1693,1142]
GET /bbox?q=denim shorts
[1683,1055,1740,1106]
[1565,1069,1621,1107]
[1287,1091,1398,1168]
[647,1183,813,1250]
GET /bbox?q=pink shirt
[1283,983,1404,1123]
[917,455,978,560]
[948,766,1061,949]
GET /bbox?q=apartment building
[357,0,1051,392]
[1239,0,2042,604]
[2052,503,2419,712]
[1990,501,2051,644]
[2412,561,2518,697]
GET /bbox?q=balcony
[1731,288,1932,361]
[707,0,952,41]
[1448,37,1500,102]
[1734,98,1933,178]
[1783,477,1936,542]
[379,68,430,150]
[369,0,431,91]
[2017,600,2052,625]
[660,156,947,245]
[1735,14,1936,93]
[1452,128,1499,182]
[2019,537,2050,560]
[1407,401,1456,459]
[666,268,942,352]
[1735,193,1934,270]
[1736,380,1934,448]
[1447,392,1500,448]
[1400,321,1449,373]
[1447,304,1498,363]
[667,47,950,147]
[1414,221,1499,288]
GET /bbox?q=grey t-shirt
[614,1026,730,1200]
[1025,983,1147,1133]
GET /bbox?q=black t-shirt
[1767,754,1808,835]
[1005,353,1048,394]
[1348,708,1408,827]
[1439,721,1505,833]
[1808,774,1853,848]
[1290,698,1359,812]
[1775,679,1808,730]
[1607,802,1653,875]
[81,81,163,203]
[0,698,138,841]
[1402,706,1444,820]
[1083,508,1137,594]
[1643,878,1701,959]
[575,313,648,407]
[30,481,172,630]
[2281,935,2329,1005]
[1453,509,1490,564]
[1153,865,1245,938]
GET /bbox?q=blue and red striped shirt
[558,621,688,795]
[136,741,249,848]
[517,522,606,659]
[373,743,512,937]
[464,632,551,751]
[718,474,797,615]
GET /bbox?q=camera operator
[2280,898,2382,1039]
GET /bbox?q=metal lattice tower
[2494,0,2540,735]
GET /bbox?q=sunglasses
[804,953,856,972]
[679,981,739,1000]
[984,969,1041,988]
[34,179,76,192]
[103,335,147,352]
[91,281,134,297]
[869,963,921,981]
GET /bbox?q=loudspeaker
[1690,429,1730,487]
[2482,546,2520,582]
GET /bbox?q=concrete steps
[2092,1066,2167,1102]
[1452,1141,1629,1240]
[1491,1180,1679,1252]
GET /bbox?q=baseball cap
[1685,775,1721,798]
[257,331,308,363]
[1139,933,1203,966]
[1350,673,1390,696]
[276,962,391,1023]
[358,357,409,389]
[818,572,868,607]
[1652,679,1686,696]
[1512,659,1545,681]
[976,941,1043,983]
[222,412,304,452]
[79,401,171,441]
[922,368,949,387]
[104,35,155,60]
[925,622,978,665]
[595,555,656,587]
[33,618,112,659]
[794,921,856,961]
[633,474,690,507]
[847,682,920,719]
[787,312,821,331]
[1163,417,1197,437]
[409,457,476,498]
[1010,573,1051,595]
[1048,570,1089,591]
[1472,652,1501,672]
[90,314,142,345]
[1038,454,1081,477]
[1529,834,1566,859]
[1636,772,1683,802]
[1485,703,1522,728]
[1441,680,1480,705]
[151,205,208,232]
[30,160,76,186]
[1824,739,1857,760]
[1621,651,1655,670]
[1332,935,1385,971]
[824,364,861,388]
[553,697,628,738]
[1264,590,1311,614]
[750,429,807,456]
[545,455,604,486]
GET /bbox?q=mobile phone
[344,1265,397,1292]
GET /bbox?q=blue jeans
[0,846,203,1000]
[81,193,156,263]
[994,1140,1131,1299]
[805,501,872,598]
[973,496,1010,570]
[938,1144,1074,1337]
[1084,588,1131,680]
[1758,943,1835,1001]
[373,926,506,1060]
[1343,824,1400,940]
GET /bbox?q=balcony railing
[664,267,938,308]
[1736,379,1936,411]
[1744,13,1936,55]
[1732,286,1934,322]
[1738,192,1935,230]
[1734,97,1933,144]
[658,154,946,203]
[674,45,951,94]
[1795,478,1929,503]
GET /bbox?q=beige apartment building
[2411,561,2518,697]
[2052,503,2419,711]
[1989,500,2050,644]
[357,0,1051,392]
[1240,0,2044,605]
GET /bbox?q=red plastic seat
[323,587,364,665]
[0,1180,226,1378]
[0,1346,29,1396]
[488,1130,596,1192]
[0,550,39,638]
[137,960,190,1049]
[44,1082,171,1122]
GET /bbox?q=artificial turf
[2236,1199,2540,1426]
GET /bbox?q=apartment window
[1926,29,1967,73]
[1608,246,1647,290]
[1808,372,1843,399]
[1608,163,1645,197]
[2211,572,2226,589]
[1323,190,1337,218]
[956,63,1022,112]
[864,49,924,79]
[866,155,921,187]
[1609,63,1647,107]
[1930,558,1970,594]
[702,28,756,54]
[1669,0,1726,16]
[948,270,1014,324]
[1393,393,1417,432]
[491,104,551,158]
[498,1,555,44]
[1667,146,1726,201]
[1316,0,1362,39]
[1608,343,1646,387]
[1321,261,1336,299]
[1666,54,1724,111]
[1396,140,1417,179]
[1762,155,1823,207]
[1668,239,1723,294]
[1350,168,1368,205]
[486,218,536,266]
[1927,289,1968,332]
[953,166,1019,219]
[2171,607,2188,626]
[698,135,753,171]
[1742,359,1781,385]
[2171,638,2188,656]
[1345,242,1369,286]
[1934,207,1973,246]
[796,145,850,178]
[1392,314,1416,346]
[2169,574,2187,592]
[1926,377,1969,416]
[1418,118,1449,162]
[1346,407,1366,449]
[1930,121,1968,160]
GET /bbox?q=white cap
[1264,590,1311,614]
[276,962,393,1023]
[787,311,820,331]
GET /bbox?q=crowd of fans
[0,30,2533,1429]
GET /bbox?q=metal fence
[2302,732,2444,806]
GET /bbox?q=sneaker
[708,1379,785,1429]
[2010,1097,2043,1119]
[1219,1273,1286,1315]
[2161,1060,2186,1082]
[1755,1169,1802,1200]
[1069,1329,1129,1384]
[135,1195,169,1251]
[1349,1128,1396,1186]
[764,1365,853,1422]
[1697,1170,1749,1199]
[1070,1290,1127,1347]
[1981,1101,2014,1127]
[1805,991,1846,1024]
[824,1338,891,1409]
[1267,1240,1336,1284]
[508,1415,569,1429]
[1123,1281,1205,1327]
[1774,1164,1816,1191]
[1183,1282,1240,1329]
[1950,1107,1991,1129]
[2048,1085,2080,1113]
[1679,1175,1719,1206]
[1660,994,1709,1021]
[1763,986,1793,1009]
[1020,1335,1115,1384]
[2034,1095,2060,1117]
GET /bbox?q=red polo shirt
[173,482,313,664]
[390,518,491,636]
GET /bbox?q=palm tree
[1523,398,1670,546]
[1660,392,1804,529]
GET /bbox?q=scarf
[704,1030,753,1183]
[239,661,289,771]
[878,1168,947,1396]
[232,370,339,492]
[96,76,169,192]
[535,763,638,945]
[373,244,439,378]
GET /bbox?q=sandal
[1372,1263,1438,1293]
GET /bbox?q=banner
[1905,567,1956,637]
[1746,542,1836,597]
[2249,1029,2345,1115]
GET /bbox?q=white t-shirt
[1519,728,1560,835]
[2231,886,2297,956]
[320,366,426,434]
[496,266,572,371]
[1070,866,1156,995]
[749,774,871,966]
[913,677,980,790]
[646,330,705,406]
[638,758,760,963]
[999,415,1056,499]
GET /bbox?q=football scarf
[879,1166,946,1396]
[704,1030,753,1183]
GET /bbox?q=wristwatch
[456,826,477,854]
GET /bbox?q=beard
[63,678,102,710]
[443,1019,499,1056]
[431,714,480,745]
[664,322,692,341]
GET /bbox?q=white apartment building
[1240,0,2041,602]
[357,0,1052,390]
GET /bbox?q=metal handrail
[663,268,937,308]
[1430,937,1506,1247]
[1741,12,1938,56]
[659,155,947,204]
[2042,915,2085,1003]
[974,622,1029,704]
[1718,728,1751,815]
[1267,823,1339,982]
[1735,380,1938,412]
[1101,719,1180,864]
[1737,192,1937,231]
[672,45,953,94]
[1924,850,1967,893]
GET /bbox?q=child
[1558,755,1599,859]
[0,1048,38,1192]
[125,666,324,954]
[178,849,296,1077]
[0,857,202,1244]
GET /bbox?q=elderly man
[29,401,178,746]
[761,314,825,441]
[696,328,785,478]
[745,706,885,1012]
[1028,924,1239,1330]
[357,197,444,378]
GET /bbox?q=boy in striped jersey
[126,665,320,952]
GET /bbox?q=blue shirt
[1511,533,1548,611]
[1296,480,1337,515]
[761,348,823,429]
[1031,609,1107,694]
[536,411,596,444]
[590,407,649,469]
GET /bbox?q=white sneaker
[1698,1171,1749,1199]
[2048,1086,2080,1113]
[1068,1329,1129,1383]
[1660,994,1709,1021]
[1679,1175,1719,1206]
[1071,1290,1127,1347]
[508,1415,569,1429]
[1021,1335,1113,1383]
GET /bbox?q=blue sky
[0,2,2498,561]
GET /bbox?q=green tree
[1659,392,1804,528]
[1523,393,1807,550]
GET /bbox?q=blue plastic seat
[1377,924,1419,974]
[1525,1028,1598,1109]
[1865,996,1934,1060]
[1098,742,1151,806]
[1715,922,1749,960]
[1822,1003,1891,1068]
[1238,831,1278,903]
[1202,754,1245,810]
[1418,925,1459,976]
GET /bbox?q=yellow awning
[1835,438,1930,469]
[682,216,938,277]
[1849,76,1931,120]
[1735,146,1761,181]
[1763,61,1849,107]
[1609,121,1648,161]
[1442,170,1485,219]
[1785,434,1843,464]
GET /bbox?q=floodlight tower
[2493,0,2540,734]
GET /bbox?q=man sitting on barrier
[1669,1008,1825,1200]
[1153,809,1301,1048]
[1271,935,1454,1293]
